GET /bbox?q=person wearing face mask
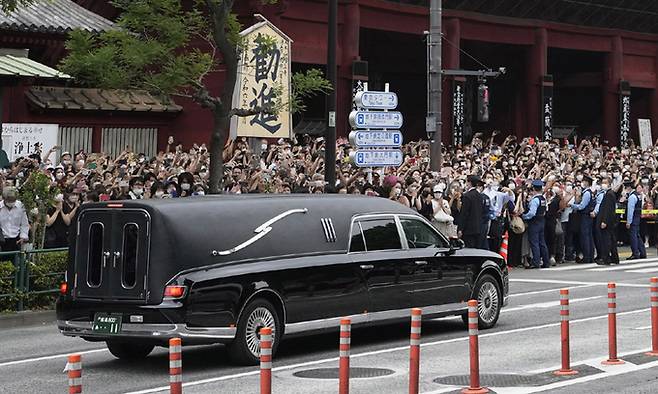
[625,181,647,260]
[483,177,515,253]
[150,182,168,199]
[596,177,619,265]
[570,175,596,264]
[457,175,483,248]
[128,177,145,200]
[0,188,29,251]
[545,184,563,266]
[522,180,551,269]
[178,172,195,197]
[45,193,70,248]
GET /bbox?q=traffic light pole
[428,0,442,171]
[325,0,338,191]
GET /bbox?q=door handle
[102,251,110,268]
[360,264,374,270]
[112,251,121,268]
[414,260,428,266]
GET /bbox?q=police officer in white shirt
[0,187,29,251]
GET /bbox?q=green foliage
[0,0,34,13]
[0,260,16,312]
[290,69,333,114]
[59,0,213,95]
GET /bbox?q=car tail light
[59,282,68,295]
[164,285,187,299]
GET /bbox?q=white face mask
[154,191,165,198]
[508,183,516,191]
[132,188,144,196]
[576,175,584,181]
[601,183,610,190]
[55,173,65,180]
[566,185,573,193]
[181,183,191,191]
[261,144,268,151]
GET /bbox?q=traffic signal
[477,83,489,122]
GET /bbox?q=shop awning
[0,54,70,79]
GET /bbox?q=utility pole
[325,0,338,190]
[428,0,442,171]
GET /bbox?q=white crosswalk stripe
[589,260,658,272]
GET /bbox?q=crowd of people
[0,131,656,267]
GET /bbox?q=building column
[442,17,460,145]
[338,0,360,138]
[526,28,547,139]
[603,36,623,145]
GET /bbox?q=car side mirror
[449,237,465,250]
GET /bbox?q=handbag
[433,205,454,223]
[510,215,525,234]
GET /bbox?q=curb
[0,310,56,329]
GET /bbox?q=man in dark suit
[458,175,483,248]
[596,177,619,265]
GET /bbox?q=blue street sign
[354,91,398,110]
[349,149,404,168]
[349,111,404,129]
[349,130,403,148]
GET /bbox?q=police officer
[458,175,483,248]
[625,181,646,260]
[596,177,619,265]
[571,175,596,264]
[522,180,550,269]
[591,177,606,263]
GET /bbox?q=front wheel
[106,341,154,360]
[461,273,501,329]
[228,298,282,365]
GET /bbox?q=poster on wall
[638,119,652,150]
[230,15,292,140]
[1,123,59,162]
[452,79,465,146]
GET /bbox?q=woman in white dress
[431,183,456,238]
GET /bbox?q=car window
[359,218,401,251]
[400,218,448,249]
[349,222,366,252]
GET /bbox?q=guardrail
[0,247,68,312]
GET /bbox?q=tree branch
[230,106,275,117]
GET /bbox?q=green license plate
[92,313,123,335]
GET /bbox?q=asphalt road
[4,255,658,393]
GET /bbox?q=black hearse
[57,195,508,364]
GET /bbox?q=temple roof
[0,0,116,34]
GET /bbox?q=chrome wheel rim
[477,282,499,325]
[245,307,276,357]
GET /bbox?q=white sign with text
[1,123,59,162]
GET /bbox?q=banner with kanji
[1,123,58,162]
[231,17,292,140]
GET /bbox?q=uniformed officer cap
[531,179,544,189]
[582,175,593,183]
[623,179,634,188]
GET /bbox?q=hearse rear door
[74,209,150,302]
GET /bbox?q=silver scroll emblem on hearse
[211,208,308,256]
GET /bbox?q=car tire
[228,298,282,366]
[106,341,154,360]
[461,273,501,330]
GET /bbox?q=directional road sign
[349,130,403,148]
[349,111,404,129]
[349,149,404,168]
[354,91,398,110]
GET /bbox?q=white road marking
[549,265,597,271]
[550,257,658,271]
[0,348,107,368]
[123,308,652,394]
[634,325,652,330]
[502,296,603,313]
[590,261,658,272]
[510,278,649,288]
[509,285,596,298]
[626,267,658,274]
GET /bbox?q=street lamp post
[428,0,443,171]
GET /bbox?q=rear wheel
[228,298,281,365]
[106,341,154,360]
[461,273,501,329]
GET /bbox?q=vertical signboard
[452,79,465,146]
[620,81,631,148]
[231,16,292,139]
[1,123,58,162]
[638,119,652,150]
[542,75,554,141]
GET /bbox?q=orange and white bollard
[555,289,578,376]
[409,308,422,394]
[603,283,624,365]
[66,354,82,394]
[339,318,351,394]
[462,300,489,394]
[169,338,183,394]
[647,277,658,356]
[499,232,509,263]
[260,327,273,394]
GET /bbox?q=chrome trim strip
[320,218,331,242]
[327,218,337,242]
[284,302,467,335]
[58,320,236,341]
[213,208,307,256]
